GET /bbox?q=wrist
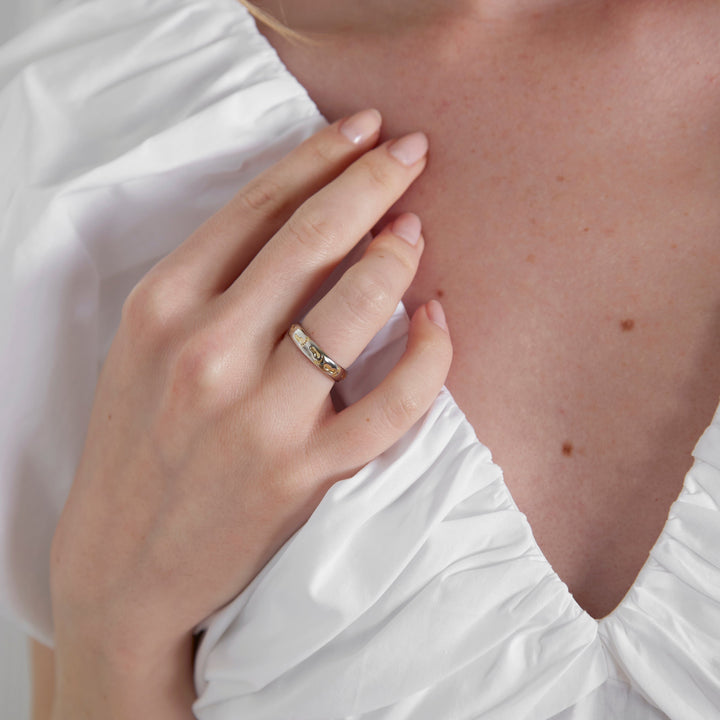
[51,629,197,720]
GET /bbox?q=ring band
[288,323,347,382]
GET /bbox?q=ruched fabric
[192,302,720,720]
[0,1,718,717]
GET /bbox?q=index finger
[154,108,384,297]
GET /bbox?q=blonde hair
[237,1,325,46]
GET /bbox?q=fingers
[152,109,384,297]
[274,212,424,393]
[230,130,430,339]
[323,301,452,473]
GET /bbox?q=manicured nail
[427,299,448,331]
[392,213,422,246]
[339,108,382,144]
[388,131,428,166]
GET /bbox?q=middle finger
[224,131,429,339]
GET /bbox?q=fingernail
[339,108,382,144]
[392,213,422,246]
[427,300,448,331]
[388,131,428,166]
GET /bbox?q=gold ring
[288,323,347,382]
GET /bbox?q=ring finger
[276,212,424,392]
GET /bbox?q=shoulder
[0,0,323,187]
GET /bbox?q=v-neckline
[364,300,719,631]
[234,0,720,630]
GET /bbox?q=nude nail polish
[388,132,429,166]
[392,213,422,246]
[427,300,448,331]
[339,108,382,144]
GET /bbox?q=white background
[1,2,64,717]
[0,619,30,719]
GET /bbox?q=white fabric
[0,1,718,718]
[0,0,65,45]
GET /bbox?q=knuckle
[343,268,392,321]
[168,335,229,405]
[121,274,180,340]
[237,176,283,214]
[370,236,418,276]
[381,388,422,431]
[308,136,339,166]
[363,155,395,191]
[284,209,339,255]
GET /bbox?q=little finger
[324,301,452,473]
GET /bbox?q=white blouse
[1,1,718,718]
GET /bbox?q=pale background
[0,619,30,719]
[1,2,64,717]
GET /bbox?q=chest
[259,4,720,617]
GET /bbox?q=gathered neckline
[230,0,720,633]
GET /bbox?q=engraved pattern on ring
[288,324,347,382]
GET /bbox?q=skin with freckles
[30,3,720,717]
[256,0,720,619]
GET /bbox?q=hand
[49,108,452,712]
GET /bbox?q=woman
[2,0,719,717]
